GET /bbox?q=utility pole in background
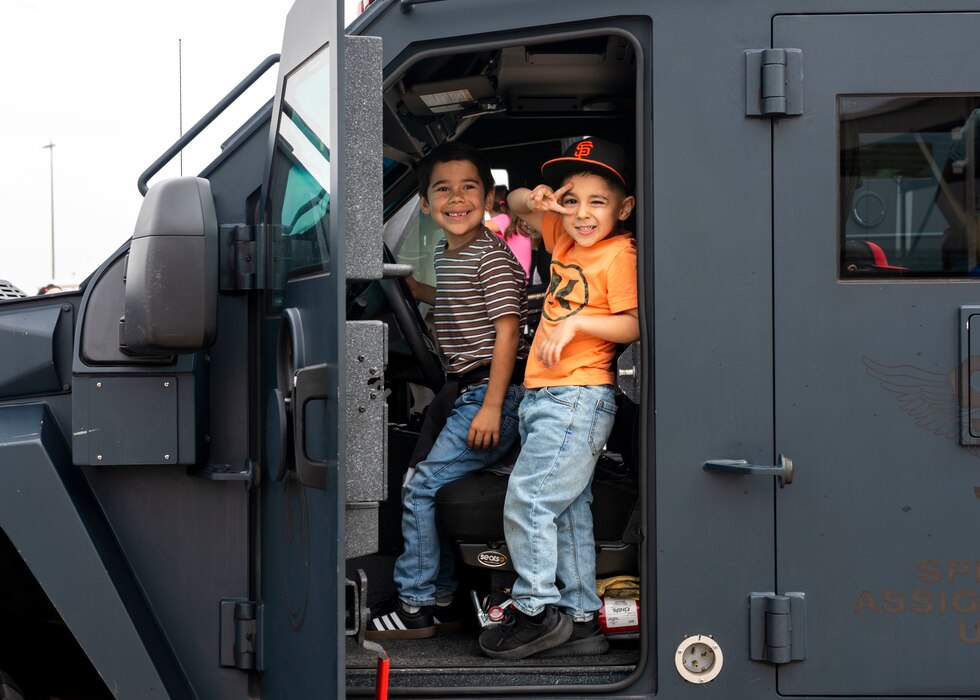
[42,141,56,280]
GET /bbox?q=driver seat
[434,394,640,577]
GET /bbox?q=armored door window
[840,95,980,278]
[267,44,332,306]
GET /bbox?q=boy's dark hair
[416,142,494,198]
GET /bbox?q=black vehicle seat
[434,396,640,577]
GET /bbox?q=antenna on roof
[179,38,183,176]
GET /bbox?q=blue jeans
[394,383,523,607]
[504,384,618,621]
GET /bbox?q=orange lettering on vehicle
[952,590,979,614]
[882,590,906,614]
[947,560,970,582]
[910,590,933,614]
[853,591,878,613]
[917,559,942,584]
[959,621,980,644]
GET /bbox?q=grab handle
[138,54,280,194]
[703,454,794,487]
[292,363,335,490]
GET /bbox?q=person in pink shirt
[485,185,532,284]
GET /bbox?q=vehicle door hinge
[749,592,806,664]
[220,224,268,291]
[219,599,263,671]
[745,48,802,117]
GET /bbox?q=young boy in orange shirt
[479,138,639,659]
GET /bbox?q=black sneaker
[478,605,571,659]
[536,618,610,657]
[433,594,468,633]
[366,597,436,640]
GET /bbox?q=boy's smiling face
[420,159,493,249]
[557,172,635,247]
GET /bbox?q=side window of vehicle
[266,45,331,311]
[840,96,980,278]
[387,199,441,289]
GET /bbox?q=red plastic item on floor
[597,596,640,634]
[375,657,390,700]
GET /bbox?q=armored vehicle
[2,0,979,697]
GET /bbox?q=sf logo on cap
[573,140,594,158]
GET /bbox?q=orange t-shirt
[524,212,638,388]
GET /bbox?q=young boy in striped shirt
[368,142,528,639]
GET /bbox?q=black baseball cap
[540,137,628,189]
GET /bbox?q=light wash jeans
[393,383,523,607]
[504,384,617,621]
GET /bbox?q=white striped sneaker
[365,597,436,640]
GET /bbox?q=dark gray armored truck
[2,0,980,697]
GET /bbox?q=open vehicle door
[256,0,383,696]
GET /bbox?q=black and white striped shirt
[433,229,529,376]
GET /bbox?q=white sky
[0,0,361,294]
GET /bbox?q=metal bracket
[749,592,806,664]
[958,306,980,444]
[745,48,803,117]
[346,573,364,638]
[220,224,269,292]
[191,459,258,490]
[616,341,641,404]
[219,599,262,670]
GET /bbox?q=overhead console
[381,32,638,202]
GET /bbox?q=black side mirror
[120,177,218,354]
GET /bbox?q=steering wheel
[379,247,445,391]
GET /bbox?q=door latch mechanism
[703,454,794,487]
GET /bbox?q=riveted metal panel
[345,320,388,503]
[84,377,178,466]
[345,321,387,559]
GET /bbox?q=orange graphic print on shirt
[544,262,589,322]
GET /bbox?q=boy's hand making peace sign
[525,183,576,216]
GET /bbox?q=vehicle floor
[346,554,640,690]
[346,631,640,689]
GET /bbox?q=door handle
[703,454,794,487]
[293,363,335,490]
